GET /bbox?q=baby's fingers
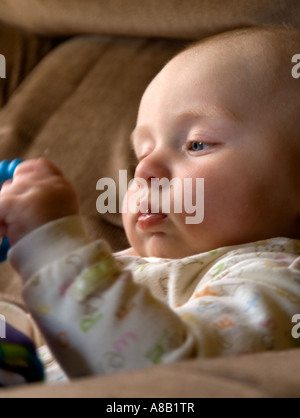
[1,179,13,191]
[14,158,63,178]
[0,193,19,229]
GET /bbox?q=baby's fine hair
[183,25,300,144]
[185,25,300,58]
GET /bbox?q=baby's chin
[131,239,198,259]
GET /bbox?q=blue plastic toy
[0,159,23,262]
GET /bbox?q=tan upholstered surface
[1,349,300,398]
[0,0,300,39]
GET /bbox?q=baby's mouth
[137,209,168,231]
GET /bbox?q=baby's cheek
[121,191,128,215]
[121,190,135,235]
[121,192,129,227]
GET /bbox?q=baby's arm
[8,216,196,376]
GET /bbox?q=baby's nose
[134,152,171,182]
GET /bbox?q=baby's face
[123,39,300,258]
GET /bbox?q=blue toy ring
[0,159,23,262]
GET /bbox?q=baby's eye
[188,141,212,152]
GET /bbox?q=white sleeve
[9,218,300,377]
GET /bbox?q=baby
[1,25,300,378]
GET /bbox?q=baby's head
[123,26,300,259]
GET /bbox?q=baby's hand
[0,158,80,246]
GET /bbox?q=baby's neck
[115,247,139,257]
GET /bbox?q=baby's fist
[0,158,80,246]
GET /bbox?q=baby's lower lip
[137,213,167,231]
